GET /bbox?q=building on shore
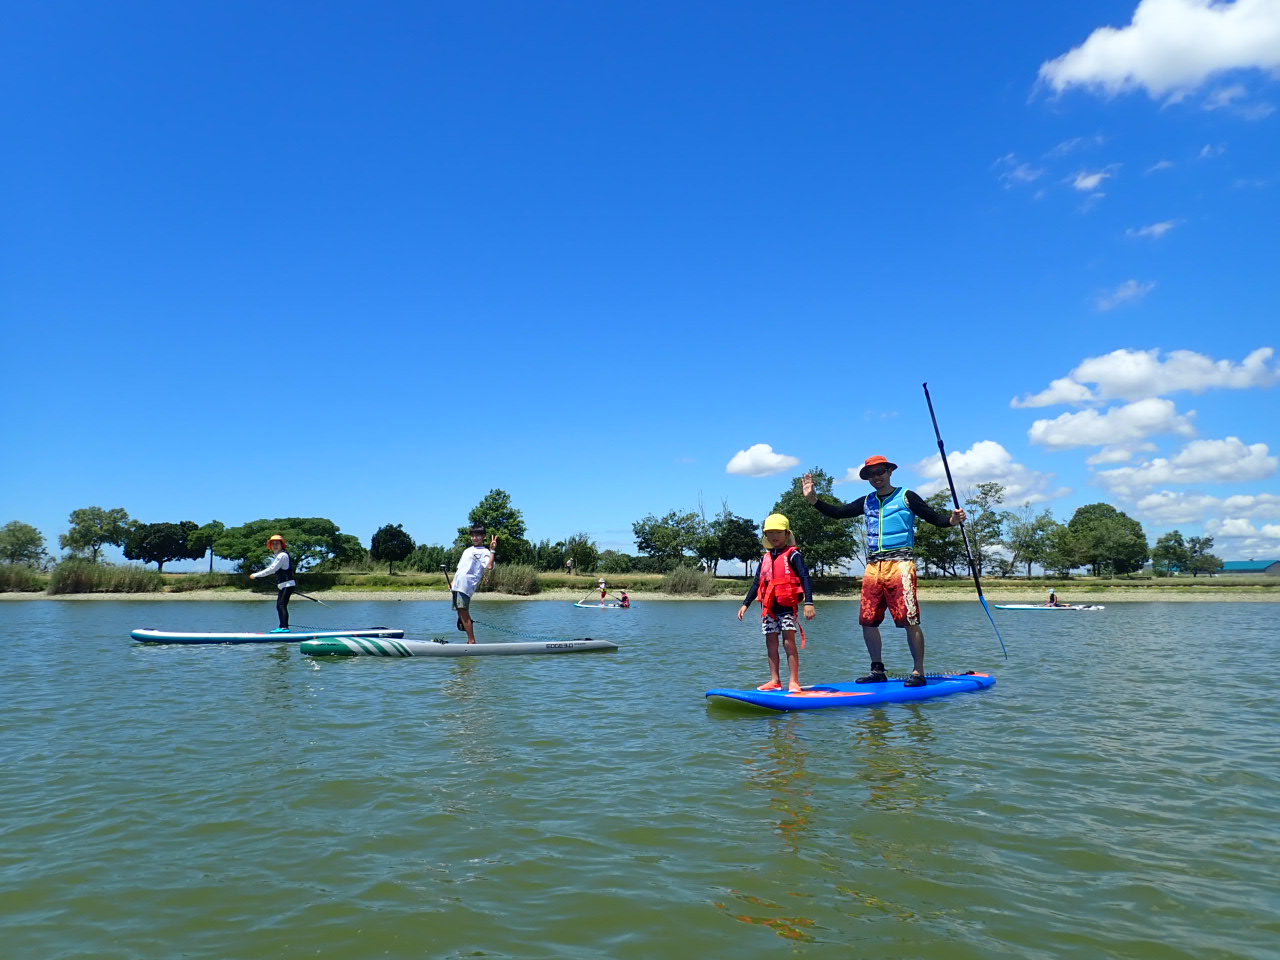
[1220,559,1280,576]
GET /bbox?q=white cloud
[1087,442,1158,464]
[1096,279,1156,310]
[1136,490,1280,527]
[1204,83,1248,108]
[1071,168,1116,191]
[1146,159,1175,173]
[995,153,1045,188]
[1045,134,1108,157]
[913,440,1070,505]
[1012,347,1280,407]
[1204,516,1280,556]
[1136,490,1229,524]
[1221,492,1280,517]
[1126,219,1181,238]
[1028,398,1196,449]
[1098,436,1278,496]
[1038,0,1280,99]
[725,443,801,477]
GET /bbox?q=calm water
[2,598,1277,959]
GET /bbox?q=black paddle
[922,382,1008,660]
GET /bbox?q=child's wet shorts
[762,609,799,635]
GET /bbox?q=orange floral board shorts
[859,559,920,627]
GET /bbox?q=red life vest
[759,546,805,615]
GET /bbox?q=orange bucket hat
[858,455,899,479]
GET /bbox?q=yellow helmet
[763,513,790,532]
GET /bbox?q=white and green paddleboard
[300,636,618,657]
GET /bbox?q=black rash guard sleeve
[906,489,955,528]
[810,495,867,520]
[742,550,815,605]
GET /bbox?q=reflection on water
[848,704,943,814]
[743,714,814,851]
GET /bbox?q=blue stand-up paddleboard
[131,627,405,645]
[706,672,995,711]
[300,636,617,657]
[573,601,624,609]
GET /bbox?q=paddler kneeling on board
[803,456,964,687]
[249,534,296,633]
[737,513,815,694]
[451,524,497,644]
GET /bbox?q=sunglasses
[866,468,891,478]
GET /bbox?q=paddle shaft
[922,382,1008,659]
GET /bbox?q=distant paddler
[249,534,296,633]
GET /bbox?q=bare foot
[787,683,803,693]
[467,639,477,644]
[756,680,783,692]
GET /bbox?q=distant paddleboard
[573,601,624,609]
[131,627,404,645]
[993,604,1105,611]
[706,672,995,711]
[300,636,618,657]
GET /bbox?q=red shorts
[860,559,920,627]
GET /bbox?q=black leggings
[276,586,294,628]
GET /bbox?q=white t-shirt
[251,551,296,590]
[452,547,493,597]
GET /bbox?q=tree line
[0,474,1224,579]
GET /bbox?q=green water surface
[2,599,1276,959]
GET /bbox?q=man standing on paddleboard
[452,524,497,644]
[802,456,964,686]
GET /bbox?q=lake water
[2,598,1277,959]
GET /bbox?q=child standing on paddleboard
[737,514,815,693]
[452,524,497,644]
[249,534,296,633]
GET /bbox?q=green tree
[963,482,1006,576]
[1151,530,1189,576]
[214,518,348,574]
[1066,503,1149,576]
[0,521,50,568]
[596,550,634,574]
[59,507,132,562]
[1003,505,1060,576]
[712,509,761,576]
[123,521,203,573]
[773,469,863,575]
[1042,523,1079,577]
[455,489,530,558]
[187,521,225,574]
[1186,535,1223,577]
[406,543,451,575]
[914,490,965,577]
[632,511,700,567]
[370,523,416,574]
[563,533,599,575]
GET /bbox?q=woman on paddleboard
[737,514,815,694]
[250,534,296,633]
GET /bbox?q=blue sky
[2,0,1277,569]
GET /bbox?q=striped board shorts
[860,559,919,627]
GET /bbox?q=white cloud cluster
[1071,168,1116,192]
[725,443,800,478]
[1038,0,1280,99]
[1098,436,1278,496]
[1126,219,1181,239]
[1096,279,1155,311]
[913,440,1070,505]
[1136,489,1280,524]
[1205,516,1280,555]
[1028,398,1196,449]
[1013,347,1279,407]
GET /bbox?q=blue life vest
[865,488,915,553]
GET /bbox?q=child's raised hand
[737,605,747,621]
[490,535,498,550]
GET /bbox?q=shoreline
[3,586,1276,602]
